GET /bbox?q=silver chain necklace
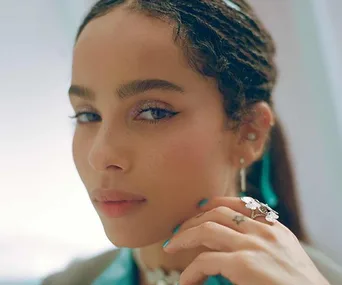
[132,248,181,285]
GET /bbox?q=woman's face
[70,7,242,248]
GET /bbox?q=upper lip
[91,188,147,202]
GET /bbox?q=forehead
[72,7,200,88]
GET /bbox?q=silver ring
[240,196,279,223]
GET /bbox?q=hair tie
[222,0,241,12]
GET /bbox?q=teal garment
[93,247,233,285]
[260,150,278,208]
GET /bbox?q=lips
[91,188,146,202]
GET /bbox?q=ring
[240,196,279,223]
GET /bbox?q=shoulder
[300,241,342,285]
[41,248,120,285]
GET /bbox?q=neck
[135,240,209,284]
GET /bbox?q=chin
[103,226,166,248]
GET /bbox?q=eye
[69,112,101,124]
[136,107,178,124]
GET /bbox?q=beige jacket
[41,242,342,285]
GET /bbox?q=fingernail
[172,224,181,234]
[162,239,171,248]
[198,198,209,207]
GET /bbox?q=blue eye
[137,107,177,123]
[69,112,101,124]
[69,106,178,125]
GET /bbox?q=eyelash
[69,105,178,125]
[69,112,100,124]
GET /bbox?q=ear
[231,102,275,167]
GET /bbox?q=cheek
[168,138,214,169]
[72,130,90,182]
[153,128,228,196]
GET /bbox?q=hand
[163,197,330,285]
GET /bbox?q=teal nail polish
[163,239,170,248]
[172,224,181,234]
[198,198,209,207]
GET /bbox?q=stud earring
[247,133,257,141]
[240,158,246,193]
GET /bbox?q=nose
[88,123,131,173]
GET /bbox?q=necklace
[132,248,181,285]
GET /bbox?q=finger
[164,221,259,254]
[198,196,279,226]
[179,251,268,285]
[175,205,267,236]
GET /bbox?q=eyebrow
[68,79,185,101]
